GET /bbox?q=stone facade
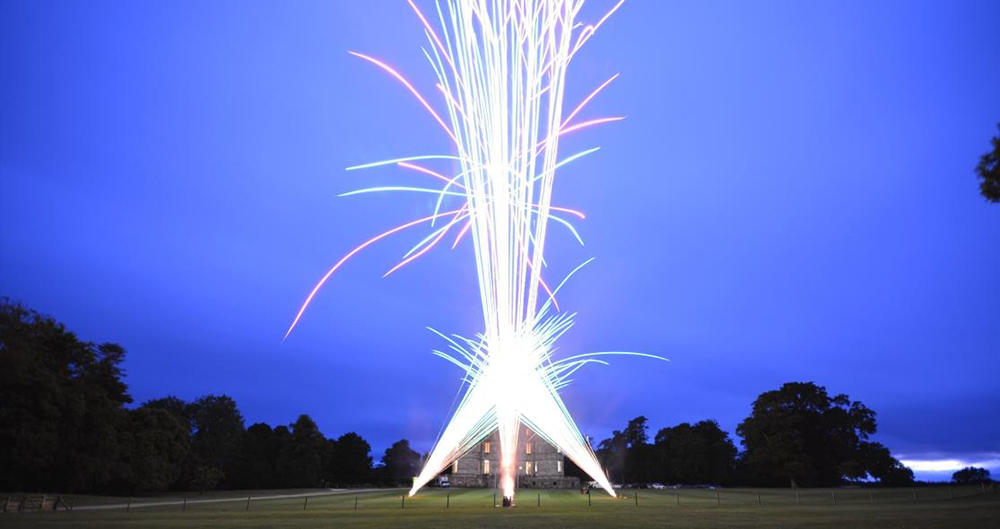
[449,424,580,489]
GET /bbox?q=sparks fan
[285,0,664,502]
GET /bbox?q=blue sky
[1,0,998,481]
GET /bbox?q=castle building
[449,423,580,489]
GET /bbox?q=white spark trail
[284,0,666,502]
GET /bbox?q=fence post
[355,495,358,510]
[717,490,721,506]
[402,495,405,509]
[796,491,800,505]
[126,496,132,513]
[588,490,591,507]
[246,496,251,511]
[70,497,75,511]
[182,497,187,511]
[447,493,450,508]
[635,492,638,507]
[757,492,761,506]
[537,493,540,507]
[493,493,496,508]
[303,497,308,510]
[832,491,836,505]
[676,491,680,506]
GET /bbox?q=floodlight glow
[286,0,665,502]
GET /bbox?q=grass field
[3,486,997,528]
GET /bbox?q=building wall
[450,424,581,489]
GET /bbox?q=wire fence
[3,484,995,515]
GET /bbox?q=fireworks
[286,0,665,501]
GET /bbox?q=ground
[2,486,997,528]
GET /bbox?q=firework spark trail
[406,0,644,501]
[285,0,667,502]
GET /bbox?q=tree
[190,466,225,494]
[231,423,280,489]
[381,439,420,484]
[328,432,373,485]
[654,420,737,485]
[976,123,1000,202]
[621,417,655,484]
[120,407,189,492]
[141,396,192,435]
[188,395,245,489]
[953,466,991,484]
[736,382,876,487]
[0,300,132,493]
[277,415,327,487]
[596,430,627,484]
[860,442,913,486]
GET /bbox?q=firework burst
[286,0,665,501]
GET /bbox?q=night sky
[2,1,998,481]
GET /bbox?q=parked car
[648,483,667,489]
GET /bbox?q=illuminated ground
[3,487,996,528]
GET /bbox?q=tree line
[0,300,420,494]
[592,381,916,488]
[2,299,973,494]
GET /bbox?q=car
[648,482,667,489]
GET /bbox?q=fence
[2,484,995,515]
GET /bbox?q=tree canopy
[976,122,1000,202]
[737,382,910,487]
[0,299,377,493]
[953,466,991,484]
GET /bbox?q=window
[483,459,490,474]
[525,443,532,455]
[557,461,562,473]
[453,460,459,474]
[483,441,491,454]
[526,461,533,475]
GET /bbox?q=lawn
[3,486,997,528]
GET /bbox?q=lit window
[557,461,562,473]
[525,443,532,455]
[483,459,490,474]
[526,462,533,475]
[484,442,491,454]
[453,461,459,473]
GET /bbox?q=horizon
[1,0,998,484]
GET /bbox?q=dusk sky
[1,0,998,482]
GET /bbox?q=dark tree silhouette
[654,420,737,485]
[381,439,421,484]
[278,415,327,487]
[232,422,281,489]
[328,432,373,485]
[188,395,245,488]
[860,442,913,485]
[120,407,189,492]
[737,382,878,487]
[976,123,1000,202]
[596,430,627,484]
[953,466,991,484]
[141,396,193,435]
[0,300,131,493]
